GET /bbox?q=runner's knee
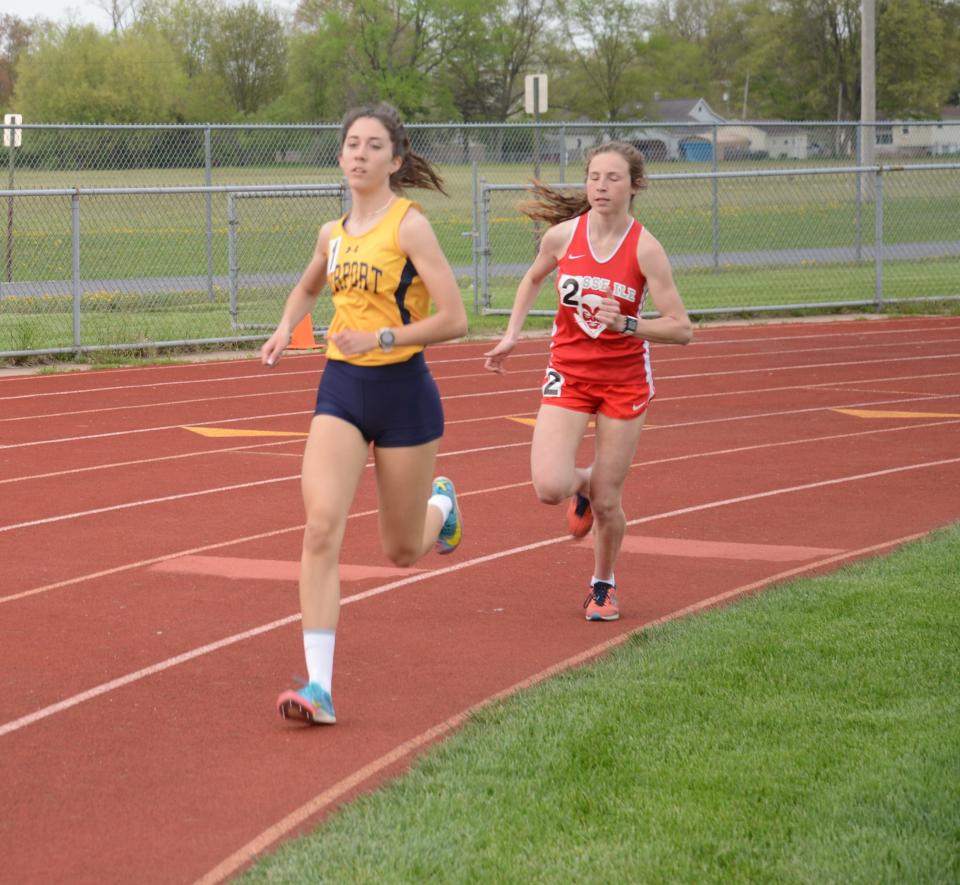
[588,487,623,523]
[302,509,343,558]
[532,475,569,506]
[382,537,420,568]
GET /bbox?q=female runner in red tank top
[484,142,692,622]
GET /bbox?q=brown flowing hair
[339,102,448,196]
[517,141,648,226]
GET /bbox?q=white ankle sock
[429,493,453,522]
[592,575,615,587]
[303,628,336,693]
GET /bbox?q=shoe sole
[567,495,593,538]
[278,697,336,725]
[435,477,463,555]
[585,612,620,621]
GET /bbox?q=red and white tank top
[549,211,651,385]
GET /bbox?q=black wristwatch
[621,315,638,336]
[377,327,396,352]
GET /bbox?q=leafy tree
[208,0,287,116]
[14,24,186,122]
[877,0,950,117]
[438,0,552,121]
[133,0,235,121]
[944,0,960,105]
[289,0,459,118]
[136,0,217,78]
[265,27,349,121]
[741,0,861,120]
[0,14,33,113]
[552,0,649,120]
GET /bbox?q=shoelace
[583,581,614,608]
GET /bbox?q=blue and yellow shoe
[277,680,336,725]
[432,476,463,555]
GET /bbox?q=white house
[886,108,960,156]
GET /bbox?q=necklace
[352,195,395,226]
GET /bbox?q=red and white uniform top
[548,211,652,387]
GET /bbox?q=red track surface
[2,317,959,883]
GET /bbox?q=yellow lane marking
[182,426,307,438]
[833,408,960,419]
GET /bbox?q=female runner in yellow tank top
[261,103,468,725]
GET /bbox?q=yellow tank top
[324,197,430,366]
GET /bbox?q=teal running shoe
[277,680,336,725]
[432,476,463,555]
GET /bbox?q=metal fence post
[712,123,720,270]
[205,126,214,303]
[471,159,480,314]
[72,191,82,351]
[874,167,884,308]
[478,177,490,311]
[855,124,863,262]
[227,193,238,327]
[559,124,566,182]
[5,141,14,285]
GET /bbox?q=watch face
[379,329,395,349]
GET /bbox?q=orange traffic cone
[288,316,318,350]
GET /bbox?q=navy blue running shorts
[314,351,444,447]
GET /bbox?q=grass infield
[239,523,960,884]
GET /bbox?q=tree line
[1,0,958,125]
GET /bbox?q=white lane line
[9,336,960,422]
[4,413,960,576]
[0,412,533,486]
[6,389,960,534]
[5,348,960,451]
[2,455,958,739]
[0,475,299,534]
[192,528,931,885]
[0,387,320,424]
[2,320,958,404]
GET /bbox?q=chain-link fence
[479,162,960,317]
[1,120,958,357]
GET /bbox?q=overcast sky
[5,0,298,30]
[5,0,111,29]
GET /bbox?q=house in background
[621,98,728,162]
[651,98,726,125]
[883,106,960,156]
[718,123,809,159]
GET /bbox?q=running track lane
[1,317,959,883]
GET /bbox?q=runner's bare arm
[261,222,333,366]
[484,220,575,373]
[628,228,692,345]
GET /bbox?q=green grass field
[238,523,960,884]
[2,159,958,356]
[5,160,959,276]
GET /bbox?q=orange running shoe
[583,581,619,621]
[566,493,593,538]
